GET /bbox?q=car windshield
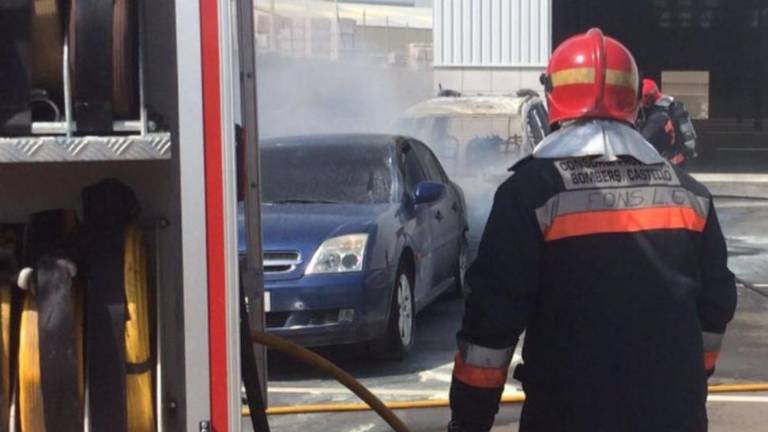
[399,115,525,177]
[261,141,393,204]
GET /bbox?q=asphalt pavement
[246,156,768,432]
[257,285,768,432]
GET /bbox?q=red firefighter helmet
[542,28,640,126]
[642,78,662,107]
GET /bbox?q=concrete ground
[246,152,768,432]
[257,286,768,432]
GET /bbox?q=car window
[412,141,448,183]
[401,143,428,194]
[261,142,393,204]
[442,116,524,176]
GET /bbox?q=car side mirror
[413,181,446,205]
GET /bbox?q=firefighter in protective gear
[638,78,695,167]
[448,28,736,432]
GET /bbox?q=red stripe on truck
[200,0,229,430]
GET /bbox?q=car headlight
[306,234,369,274]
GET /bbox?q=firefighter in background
[448,28,736,432]
[638,78,698,167]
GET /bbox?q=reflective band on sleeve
[452,353,508,389]
[703,332,724,353]
[458,340,514,369]
[670,153,686,165]
[542,207,707,241]
[664,119,675,134]
[705,352,720,371]
[703,332,723,371]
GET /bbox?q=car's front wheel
[371,262,415,360]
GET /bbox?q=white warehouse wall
[435,0,551,67]
[433,0,552,95]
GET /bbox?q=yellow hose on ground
[245,383,768,416]
[707,383,768,393]
[250,331,411,432]
[124,225,155,432]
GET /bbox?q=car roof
[402,95,533,119]
[261,134,407,150]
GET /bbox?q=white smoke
[256,53,433,138]
[255,48,530,255]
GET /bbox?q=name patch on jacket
[538,159,708,241]
[554,158,680,190]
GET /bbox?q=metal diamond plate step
[0,133,172,163]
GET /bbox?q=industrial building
[433,0,768,134]
[254,0,433,66]
[433,0,551,96]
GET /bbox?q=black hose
[251,331,411,432]
[240,282,270,432]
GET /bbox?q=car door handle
[435,210,444,221]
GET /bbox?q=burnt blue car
[238,134,468,358]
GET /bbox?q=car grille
[266,312,291,328]
[263,251,302,273]
[266,309,340,328]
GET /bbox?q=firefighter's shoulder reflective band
[541,205,706,241]
[704,332,724,371]
[452,341,513,389]
[536,186,710,241]
[554,158,681,191]
[537,159,709,241]
[458,340,514,369]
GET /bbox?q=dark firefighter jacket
[640,103,687,166]
[449,155,737,432]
